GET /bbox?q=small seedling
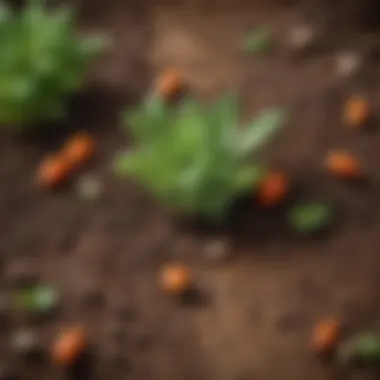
[288,201,333,234]
[13,284,59,315]
[115,93,287,221]
[337,332,380,365]
[242,28,272,54]
[0,0,109,130]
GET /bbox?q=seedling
[242,27,272,54]
[0,0,109,130]
[115,93,287,221]
[288,201,333,234]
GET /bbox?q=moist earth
[1,1,380,380]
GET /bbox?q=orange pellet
[61,132,95,168]
[159,263,192,296]
[324,150,362,180]
[36,155,71,189]
[310,318,341,354]
[51,326,87,367]
[343,95,371,129]
[256,171,289,207]
[155,69,184,100]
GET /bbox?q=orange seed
[257,171,289,207]
[51,326,87,367]
[61,132,96,168]
[310,318,341,354]
[343,95,371,129]
[159,263,192,295]
[155,69,184,100]
[324,150,362,180]
[36,155,71,189]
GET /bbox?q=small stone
[10,329,40,356]
[287,24,318,53]
[335,51,363,77]
[203,239,230,262]
[76,176,103,201]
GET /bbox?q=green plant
[0,0,109,130]
[115,94,287,221]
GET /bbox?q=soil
[2,1,380,380]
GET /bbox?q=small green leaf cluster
[115,93,287,221]
[0,0,109,130]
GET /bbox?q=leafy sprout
[115,93,287,221]
[0,0,109,130]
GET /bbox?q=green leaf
[238,108,287,157]
[0,0,109,130]
[13,284,58,314]
[288,201,333,233]
[242,28,272,54]
[117,94,285,221]
[234,165,266,190]
[337,333,380,365]
[80,35,111,57]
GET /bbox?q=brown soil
[2,1,380,380]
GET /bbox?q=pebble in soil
[203,238,230,263]
[335,51,363,78]
[286,24,319,56]
[10,328,42,360]
[75,175,103,201]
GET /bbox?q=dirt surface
[2,1,380,380]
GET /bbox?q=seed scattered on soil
[343,95,371,129]
[61,132,96,168]
[324,150,363,180]
[256,171,289,207]
[310,318,341,355]
[36,154,71,189]
[287,24,317,53]
[242,27,272,54]
[155,69,184,100]
[337,332,380,365]
[203,238,230,262]
[335,51,363,77]
[76,175,102,201]
[51,326,87,367]
[288,201,333,234]
[159,263,192,296]
[10,329,40,356]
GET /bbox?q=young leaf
[238,108,287,157]
[242,28,272,54]
[234,165,266,190]
[337,333,380,365]
[288,201,333,233]
[13,284,58,314]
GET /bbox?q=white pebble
[10,329,38,354]
[287,25,316,51]
[335,51,363,77]
[76,176,103,201]
[203,239,230,262]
